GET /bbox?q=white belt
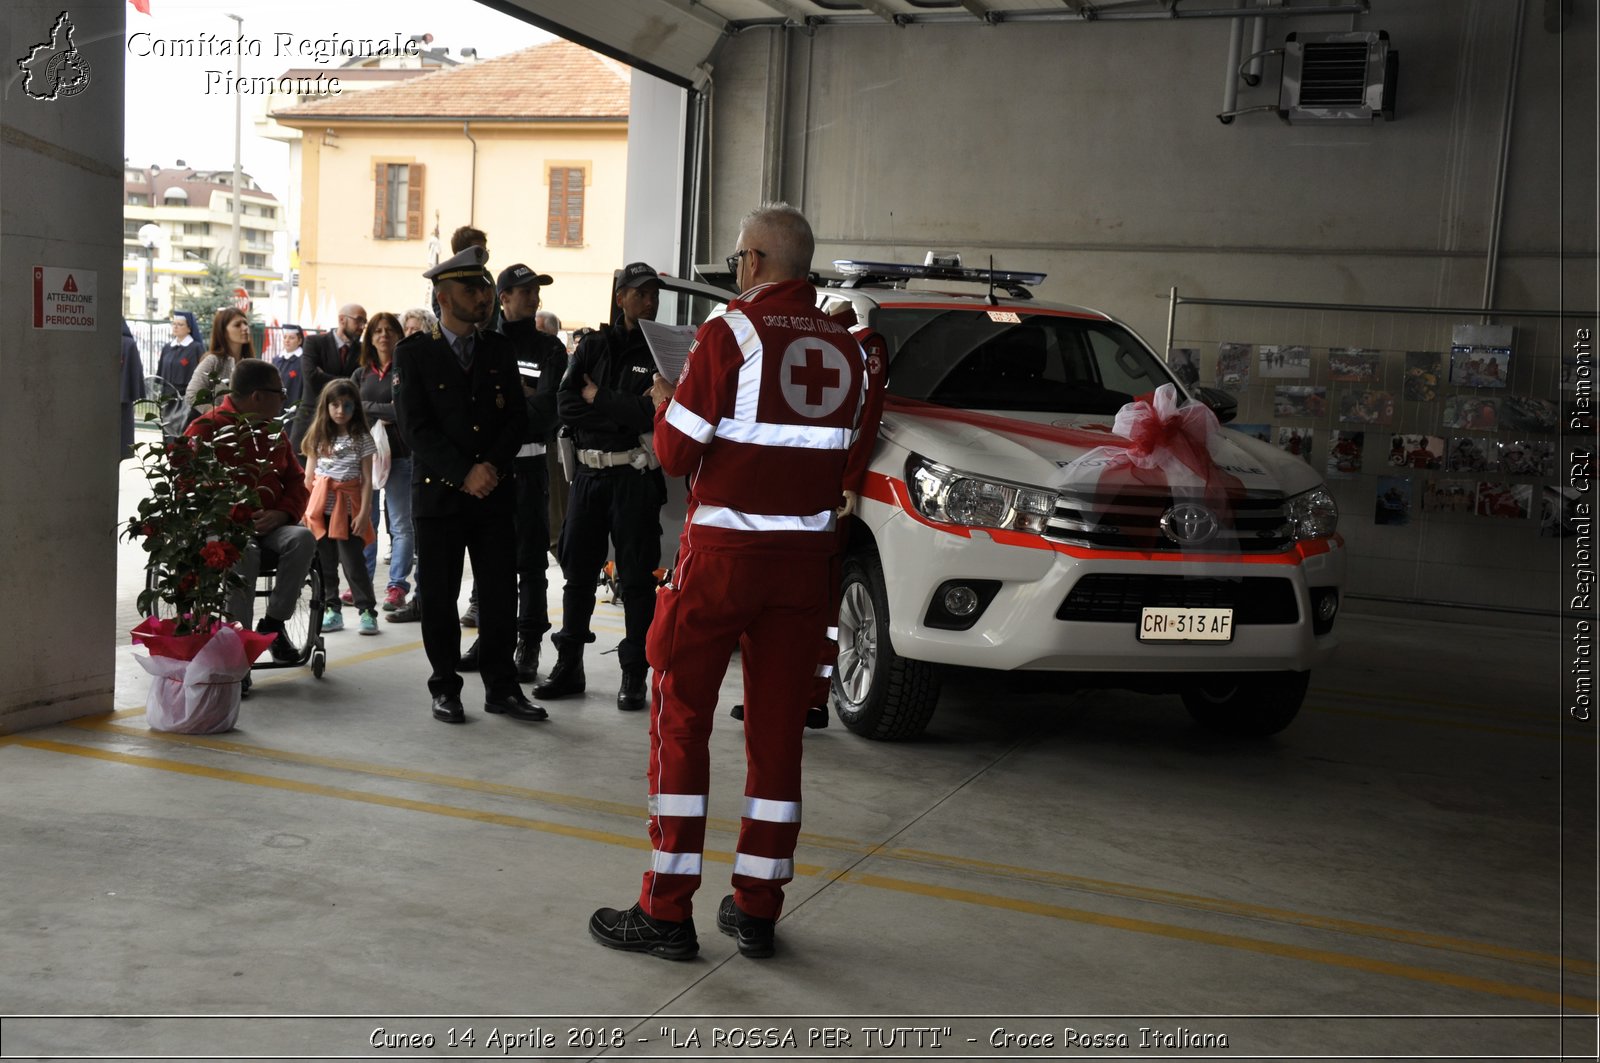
[516,442,548,458]
[578,441,660,471]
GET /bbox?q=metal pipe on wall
[1221,0,1246,117]
[1482,0,1527,313]
[761,26,789,204]
[461,122,478,224]
[1246,6,1268,82]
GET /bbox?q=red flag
[129,0,151,14]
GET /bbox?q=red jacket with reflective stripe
[654,279,871,556]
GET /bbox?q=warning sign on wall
[32,266,97,331]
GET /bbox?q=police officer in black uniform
[461,263,566,682]
[393,245,546,725]
[535,262,665,712]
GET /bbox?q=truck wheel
[833,552,941,741]
[1182,671,1309,736]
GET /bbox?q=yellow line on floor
[11,736,1585,1010]
[885,848,1597,977]
[838,871,1596,1012]
[65,718,1583,977]
[1306,703,1588,742]
[74,718,867,851]
[14,737,817,875]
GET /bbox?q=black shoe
[460,602,480,628]
[806,705,829,730]
[729,703,744,720]
[484,691,549,722]
[458,638,480,671]
[431,694,465,724]
[533,647,585,699]
[387,600,421,623]
[257,617,298,663]
[617,667,647,712]
[515,637,540,683]
[717,894,776,959]
[589,903,698,960]
[240,674,252,698]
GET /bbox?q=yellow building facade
[275,41,630,330]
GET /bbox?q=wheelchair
[143,545,327,679]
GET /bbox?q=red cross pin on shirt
[779,338,850,417]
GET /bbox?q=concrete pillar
[1,1,125,733]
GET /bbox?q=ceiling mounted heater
[1279,30,1397,124]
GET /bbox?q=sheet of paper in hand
[637,319,698,383]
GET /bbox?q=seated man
[184,358,315,660]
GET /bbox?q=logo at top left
[17,12,92,101]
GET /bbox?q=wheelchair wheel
[311,646,326,678]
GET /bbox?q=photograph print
[1329,348,1381,384]
[1325,430,1364,478]
[1276,427,1314,464]
[1167,347,1202,389]
[1498,395,1558,435]
[1403,351,1443,402]
[1448,344,1511,388]
[1389,433,1446,471]
[1216,342,1253,393]
[1337,389,1395,426]
[1446,436,1495,474]
[1422,479,1477,513]
[1274,385,1328,418]
[1500,440,1556,477]
[1374,476,1413,526]
[1475,482,1533,519]
[1441,395,1500,431]
[1258,344,1311,379]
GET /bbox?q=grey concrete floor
[0,454,1594,1061]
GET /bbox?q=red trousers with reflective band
[639,547,832,922]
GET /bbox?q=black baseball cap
[497,263,553,294]
[617,262,662,290]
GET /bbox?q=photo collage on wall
[1181,319,1559,528]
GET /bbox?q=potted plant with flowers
[124,406,276,732]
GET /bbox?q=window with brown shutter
[373,162,422,240]
[546,165,586,248]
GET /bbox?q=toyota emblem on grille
[1160,503,1220,546]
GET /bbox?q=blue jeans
[383,456,416,592]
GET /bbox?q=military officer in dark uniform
[392,245,546,725]
[459,263,566,681]
[535,262,665,713]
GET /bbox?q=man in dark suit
[393,246,546,725]
[290,303,367,450]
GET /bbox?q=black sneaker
[256,618,299,663]
[460,602,480,628]
[717,894,775,958]
[387,600,421,623]
[588,903,698,961]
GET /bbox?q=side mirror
[1192,385,1238,424]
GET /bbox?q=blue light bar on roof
[833,259,1047,287]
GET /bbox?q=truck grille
[1057,575,1300,625]
[1043,487,1294,553]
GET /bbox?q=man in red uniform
[589,203,876,961]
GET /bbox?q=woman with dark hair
[351,311,415,613]
[184,307,253,413]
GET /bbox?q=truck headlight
[907,455,1057,535]
[1285,486,1338,540]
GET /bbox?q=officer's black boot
[617,666,647,712]
[533,639,585,699]
[515,636,540,684]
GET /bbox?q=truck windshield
[873,308,1171,415]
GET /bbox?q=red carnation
[178,572,199,593]
[200,541,240,569]
[139,522,158,538]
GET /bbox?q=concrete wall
[295,120,629,329]
[1,1,126,732]
[700,1,1596,615]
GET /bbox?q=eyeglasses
[726,248,766,275]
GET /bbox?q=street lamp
[226,12,243,278]
[137,222,163,318]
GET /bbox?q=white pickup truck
[667,258,1345,741]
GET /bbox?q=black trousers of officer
[514,454,551,641]
[414,501,518,699]
[555,466,663,672]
